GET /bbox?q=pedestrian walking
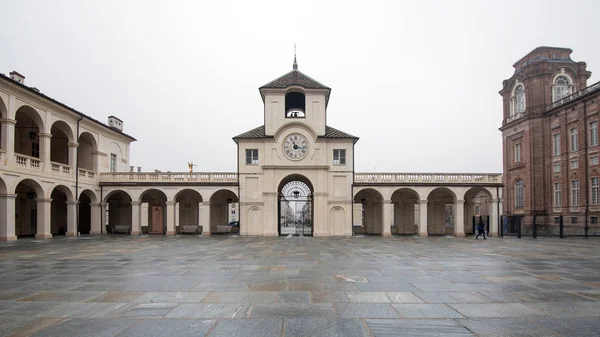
[476,219,487,240]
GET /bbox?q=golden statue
[187,162,197,173]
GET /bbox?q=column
[454,199,465,237]
[418,200,428,237]
[166,201,175,235]
[68,142,78,172]
[491,199,499,236]
[0,194,17,241]
[39,133,51,172]
[382,200,392,236]
[90,202,102,234]
[36,198,52,239]
[131,201,141,235]
[201,201,211,236]
[1,119,16,163]
[66,200,78,236]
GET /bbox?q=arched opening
[210,190,240,235]
[353,188,383,235]
[50,186,73,236]
[50,121,72,166]
[105,190,132,234]
[14,106,43,161]
[553,74,573,102]
[140,189,168,234]
[78,132,97,172]
[79,190,96,235]
[391,188,420,235]
[427,188,456,235]
[464,188,493,235]
[278,176,313,236]
[285,91,306,118]
[14,179,43,238]
[175,189,203,235]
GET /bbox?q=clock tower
[233,56,359,236]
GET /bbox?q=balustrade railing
[100,171,502,186]
[15,154,42,170]
[547,81,600,111]
[0,149,5,163]
[354,172,502,184]
[100,172,239,184]
[51,162,71,175]
[79,168,96,179]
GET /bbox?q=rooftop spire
[293,43,298,71]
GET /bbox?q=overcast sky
[1,0,599,173]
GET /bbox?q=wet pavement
[0,235,599,336]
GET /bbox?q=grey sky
[1,0,598,173]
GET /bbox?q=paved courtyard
[0,235,599,337]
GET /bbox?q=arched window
[515,180,524,209]
[285,92,305,118]
[511,84,525,116]
[553,75,572,102]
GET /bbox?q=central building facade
[233,60,358,236]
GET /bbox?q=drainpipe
[75,116,83,236]
[584,100,589,238]
[236,142,240,230]
[351,142,355,236]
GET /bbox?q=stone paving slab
[1,235,600,336]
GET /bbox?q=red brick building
[500,46,600,235]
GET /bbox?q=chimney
[107,115,123,132]
[9,71,25,84]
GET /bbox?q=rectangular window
[591,156,599,166]
[333,149,346,165]
[591,121,598,147]
[553,133,561,156]
[554,182,561,207]
[570,128,578,152]
[571,217,578,224]
[245,149,259,165]
[571,180,580,206]
[475,205,480,215]
[554,217,560,224]
[110,153,117,172]
[514,143,521,163]
[571,160,579,169]
[592,217,598,224]
[592,177,599,205]
[553,164,561,173]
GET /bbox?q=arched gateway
[279,178,313,236]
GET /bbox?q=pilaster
[201,201,211,236]
[66,200,79,236]
[131,201,141,235]
[418,200,428,237]
[382,200,392,236]
[166,201,175,235]
[35,198,52,239]
[454,199,465,237]
[39,133,51,173]
[90,202,102,234]
[0,194,17,241]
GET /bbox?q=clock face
[283,133,309,160]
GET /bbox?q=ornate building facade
[500,46,600,234]
[0,58,503,240]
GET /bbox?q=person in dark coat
[476,219,486,240]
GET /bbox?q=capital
[67,142,79,148]
[38,133,52,139]
[0,194,17,200]
[66,200,80,205]
[166,201,176,206]
[35,198,52,203]
[131,201,142,206]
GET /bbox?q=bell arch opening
[278,175,313,236]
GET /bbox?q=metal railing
[547,81,600,111]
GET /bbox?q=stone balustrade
[79,168,96,179]
[100,171,503,186]
[15,154,41,170]
[100,172,239,184]
[0,149,5,163]
[354,172,502,185]
[51,162,71,176]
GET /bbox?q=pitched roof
[260,70,330,90]
[232,125,359,143]
[0,73,137,141]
